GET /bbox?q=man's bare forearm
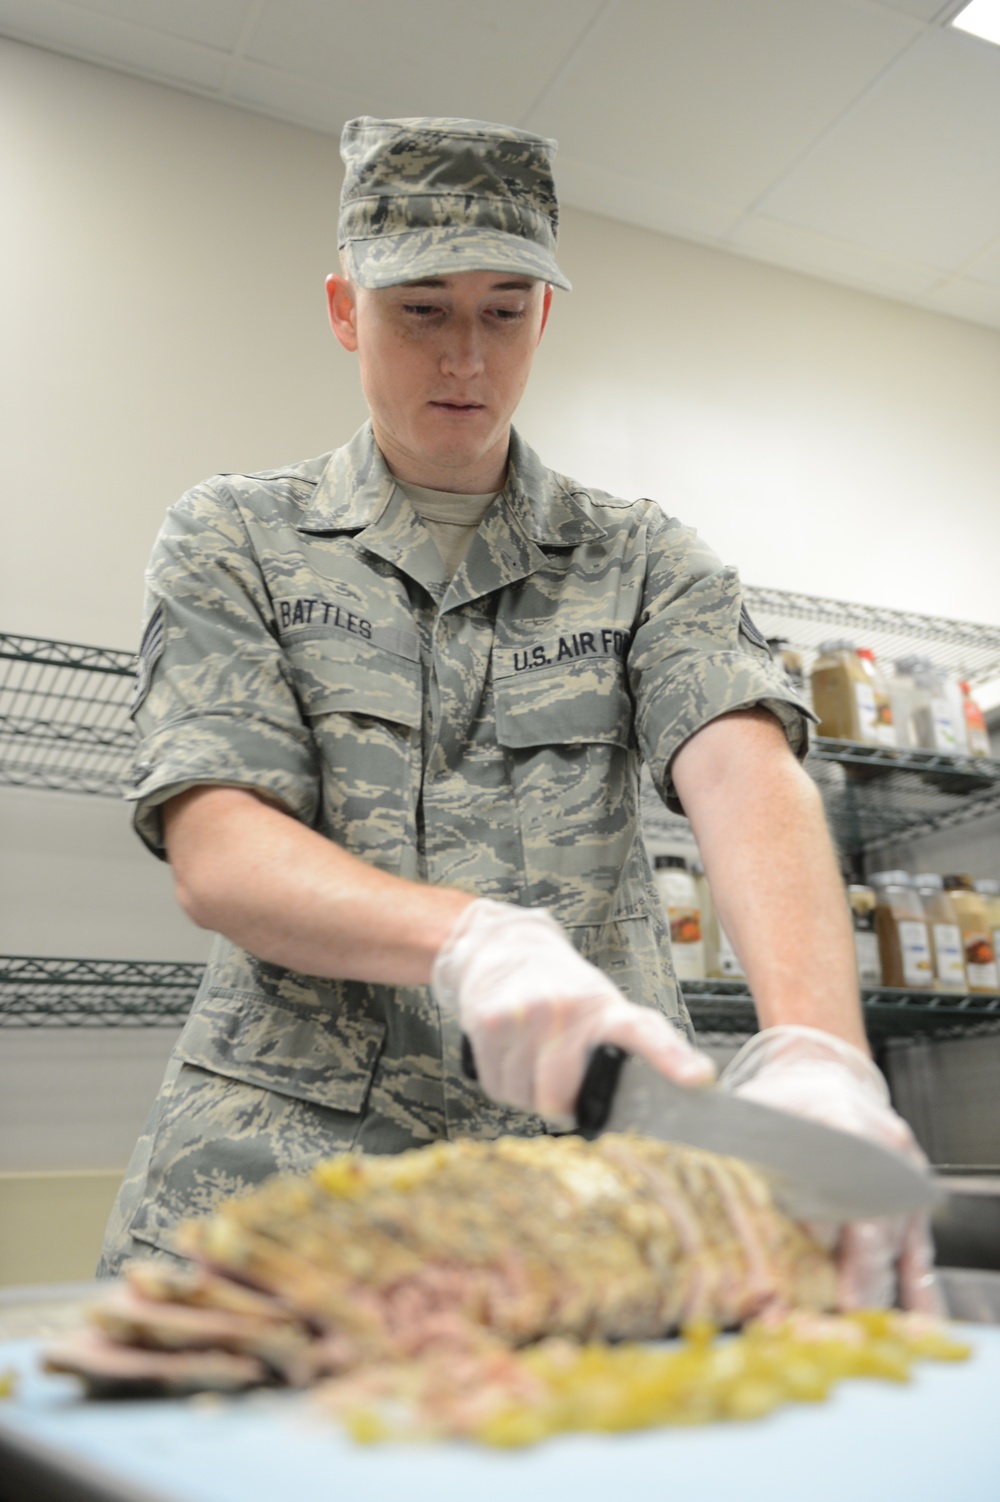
[671,708,869,1055]
[163,786,474,984]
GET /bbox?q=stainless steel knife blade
[581,1048,940,1223]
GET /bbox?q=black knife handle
[460,1035,627,1138]
[575,1044,628,1136]
[460,1034,478,1081]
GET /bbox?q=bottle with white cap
[902,657,960,754]
[913,873,967,991]
[888,660,919,751]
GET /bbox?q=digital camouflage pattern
[338,116,572,290]
[98,423,810,1275]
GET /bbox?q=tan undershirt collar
[397,480,499,580]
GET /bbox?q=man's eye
[403,304,440,317]
[491,306,526,322]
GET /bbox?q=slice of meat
[90,1283,313,1385]
[43,1328,267,1396]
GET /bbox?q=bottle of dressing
[960,683,992,758]
[869,871,934,989]
[943,875,999,992]
[975,880,1000,983]
[856,649,896,747]
[653,855,706,980]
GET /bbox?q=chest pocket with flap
[286,631,422,869]
[493,657,645,923]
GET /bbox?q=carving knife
[573,1044,940,1223]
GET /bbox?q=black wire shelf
[742,585,1000,684]
[0,957,203,1027]
[641,738,1000,860]
[0,633,136,795]
[682,978,1000,1040]
[807,738,1000,857]
[3,958,998,1039]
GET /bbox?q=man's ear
[326,273,359,352]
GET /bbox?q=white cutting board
[1,1330,997,1502]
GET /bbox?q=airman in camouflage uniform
[98,118,809,1275]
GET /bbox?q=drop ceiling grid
[752,27,1000,270]
[227,0,603,125]
[523,0,923,209]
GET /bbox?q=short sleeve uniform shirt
[99,423,809,1272]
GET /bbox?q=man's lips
[428,400,486,413]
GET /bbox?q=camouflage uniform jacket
[99,423,809,1272]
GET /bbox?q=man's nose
[440,318,485,378]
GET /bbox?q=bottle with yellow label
[943,875,999,992]
[913,873,967,991]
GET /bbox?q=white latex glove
[720,1025,941,1314]
[431,898,715,1123]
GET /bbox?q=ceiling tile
[731,212,941,295]
[0,0,230,88]
[225,61,372,136]
[922,275,1000,330]
[46,0,253,51]
[241,0,602,124]
[525,0,920,208]
[756,28,1000,269]
[871,0,953,19]
[555,154,737,242]
[960,237,1000,288]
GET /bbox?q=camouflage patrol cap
[338,116,572,291]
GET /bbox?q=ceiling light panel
[951,0,1000,47]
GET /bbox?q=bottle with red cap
[960,681,992,758]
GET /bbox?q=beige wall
[3,36,1000,648]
